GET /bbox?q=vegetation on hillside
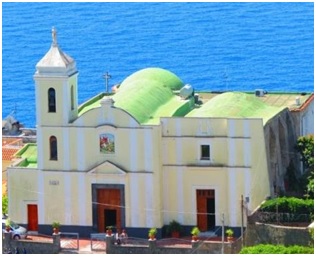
[260,197,314,214]
[239,244,314,254]
[2,194,8,215]
[295,135,314,199]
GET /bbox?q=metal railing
[90,233,106,251]
[60,232,79,251]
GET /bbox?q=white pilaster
[228,119,235,137]
[228,168,237,226]
[63,128,70,170]
[78,173,86,225]
[38,171,45,224]
[228,139,236,166]
[228,119,236,166]
[37,128,43,169]
[244,168,251,209]
[129,174,139,226]
[77,129,85,171]
[145,174,154,227]
[144,129,152,171]
[177,167,184,223]
[64,172,71,225]
[62,81,69,124]
[130,129,137,172]
[176,119,182,164]
[243,139,251,167]
[243,119,250,137]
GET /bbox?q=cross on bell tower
[52,27,58,46]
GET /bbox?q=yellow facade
[7,30,272,237]
[8,109,270,234]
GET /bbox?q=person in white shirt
[120,229,128,244]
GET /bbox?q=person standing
[120,229,128,244]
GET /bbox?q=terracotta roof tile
[2,148,19,161]
[2,138,23,146]
[291,93,314,112]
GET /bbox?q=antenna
[103,72,112,94]
[223,68,228,92]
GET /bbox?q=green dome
[119,67,184,91]
[187,92,286,124]
[113,68,188,124]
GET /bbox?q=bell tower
[33,27,79,169]
[34,27,79,127]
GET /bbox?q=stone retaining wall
[105,236,242,254]
[245,222,312,247]
[2,232,60,254]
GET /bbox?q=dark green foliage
[285,160,303,195]
[239,244,314,254]
[260,197,314,214]
[166,220,182,234]
[295,135,314,198]
[295,135,314,170]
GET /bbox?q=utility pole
[103,72,111,94]
[275,163,279,224]
[241,195,244,247]
[221,213,224,254]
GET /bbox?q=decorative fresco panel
[100,133,115,154]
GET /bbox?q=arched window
[50,136,58,160]
[48,88,56,112]
[71,85,74,110]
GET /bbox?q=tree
[295,135,314,198]
[296,135,314,171]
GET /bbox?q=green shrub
[260,197,314,214]
[239,244,314,254]
[2,194,8,215]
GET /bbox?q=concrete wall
[264,107,309,195]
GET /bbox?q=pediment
[88,160,127,175]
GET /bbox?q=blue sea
[2,2,314,128]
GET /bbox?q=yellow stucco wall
[35,75,78,126]
[7,106,270,230]
[161,117,270,227]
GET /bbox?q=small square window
[201,145,210,160]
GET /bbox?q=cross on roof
[52,27,57,45]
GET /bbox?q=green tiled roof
[113,67,192,124]
[119,67,184,91]
[15,143,38,167]
[78,93,105,116]
[187,92,286,124]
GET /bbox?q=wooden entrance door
[196,190,215,231]
[27,204,38,231]
[97,189,121,232]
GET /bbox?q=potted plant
[167,220,182,238]
[148,228,157,240]
[106,226,113,236]
[52,221,60,234]
[5,218,11,232]
[226,229,234,242]
[191,227,200,241]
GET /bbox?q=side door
[27,204,38,231]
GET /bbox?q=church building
[6,28,313,238]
